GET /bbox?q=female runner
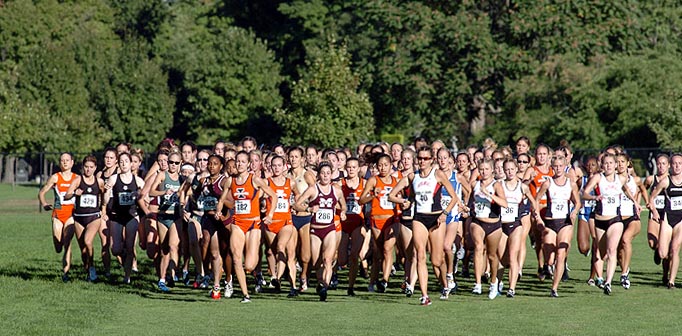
[617,153,647,289]
[96,148,118,278]
[396,149,418,297]
[339,157,366,296]
[648,153,682,288]
[103,153,145,284]
[499,158,539,297]
[437,148,470,293]
[294,162,347,301]
[523,144,553,278]
[148,151,183,291]
[65,155,105,282]
[469,158,508,299]
[217,151,277,302]
[38,153,77,282]
[388,147,467,305]
[265,155,298,297]
[535,156,580,297]
[582,153,639,295]
[644,154,670,268]
[358,154,399,293]
[288,147,316,291]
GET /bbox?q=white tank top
[501,180,522,223]
[473,181,497,218]
[597,173,622,217]
[412,167,442,214]
[547,178,572,219]
[620,175,637,217]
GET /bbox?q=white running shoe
[488,282,499,300]
[472,283,482,295]
[498,281,504,293]
[224,280,233,298]
[448,280,457,290]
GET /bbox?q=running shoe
[271,278,281,292]
[123,277,131,285]
[561,269,569,282]
[183,270,191,286]
[667,282,675,290]
[472,283,482,295]
[498,281,504,293]
[482,272,490,284]
[376,280,387,293]
[603,283,612,295]
[548,264,555,277]
[596,277,605,289]
[255,272,267,286]
[319,286,328,302]
[587,278,596,286]
[620,274,631,290]
[439,287,449,300]
[300,278,308,292]
[368,283,376,293]
[488,282,498,300]
[62,272,70,283]
[224,280,233,298]
[654,250,662,265]
[347,288,356,297]
[288,288,299,298]
[449,281,458,294]
[405,284,414,298]
[330,273,339,290]
[390,264,397,276]
[295,262,302,272]
[419,296,432,306]
[550,289,559,298]
[88,267,98,282]
[401,281,407,293]
[210,287,221,300]
[506,289,515,298]
[158,280,170,292]
[240,296,251,303]
[200,275,210,289]
[255,282,263,294]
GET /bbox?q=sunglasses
[517,160,529,164]
[168,160,181,165]
[197,158,209,162]
[417,156,432,161]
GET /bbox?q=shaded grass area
[0,184,676,335]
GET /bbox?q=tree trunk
[3,156,15,183]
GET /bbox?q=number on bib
[275,198,289,212]
[118,192,134,206]
[655,195,665,209]
[501,203,518,222]
[671,196,682,211]
[441,196,452,213]
[315,209,334,224]
[380,196,393,210]
[551,202,568,218]
[235,200,251,214]
[79,194,97,208]
[346,198,361,215]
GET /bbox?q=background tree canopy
[1,0,681,152]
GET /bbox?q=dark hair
[241,136,257,148]
[83,155,96,166]
[208,154,225,166]
[182,141,197,152]
[236,150,250,162]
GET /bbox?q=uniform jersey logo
[234,187,248,199]
[276,189,287,199]
[319,197,334,208]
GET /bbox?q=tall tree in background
[274,41,374,147]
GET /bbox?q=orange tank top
[371,175,398,218]
[231,173,260,218]
[55,172,76,206]
[267,177,293,222]
[530,166,554,205]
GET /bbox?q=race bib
[201,196,217,211]
[474,201,491,218]
[655,195,665,209]
[501,203,518,222]
[551,201,568,218]
[118,192,134,206]
[380,195,394,210]
[235,200,251,215]
[275,198,289,213]
[79,194,97,208]
[315,208,334,224]
[671,196,682,211]
[346,197,361,215]
[584,199,596,208]
[441,196,452,214]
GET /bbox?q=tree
[274,41,374,147]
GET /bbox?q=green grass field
[0,184,676,335]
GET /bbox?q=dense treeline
[1,0,681,152]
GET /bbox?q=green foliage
[155,2,283,145]
[274,41,374,147]
[0,73,51,153]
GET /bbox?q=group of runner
[37,136,679,305]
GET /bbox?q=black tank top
[665,176,682,215]
[74,176,100,216]
[112,174,138,217]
